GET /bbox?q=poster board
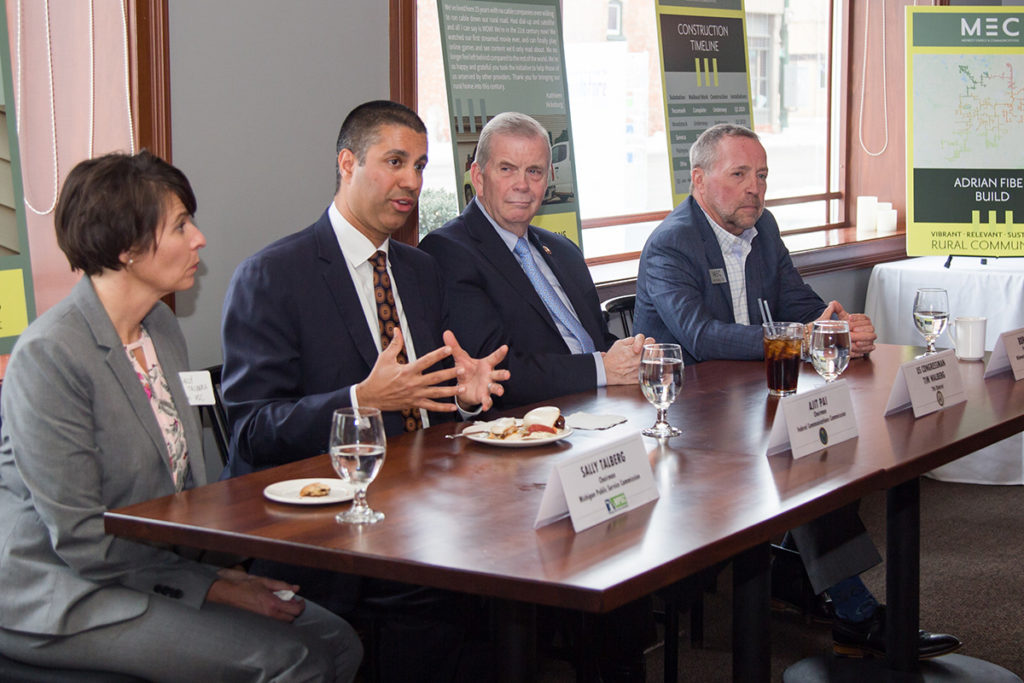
[906,7,1024,257]
[655,0,753,206]
[0,4,35,356]
[436,0,583,246]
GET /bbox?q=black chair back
[199,364,230,467]
[600,294,636,338]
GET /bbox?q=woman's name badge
[178,371,215,406]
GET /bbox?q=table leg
[732,542,771,683]
[886,477,920,673]
[493,599,537,682]
[784,479,1022,681]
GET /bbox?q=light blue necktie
[513,237,596,354]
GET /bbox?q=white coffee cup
[950,316,987,361]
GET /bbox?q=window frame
[403,1,908,275]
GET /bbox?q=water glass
[810,320,851,383]
[913,288,949,355]
[639,343,683,438]
[329,407,387,524]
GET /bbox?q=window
[414,0,844,261]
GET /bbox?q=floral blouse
[125,328,190,492]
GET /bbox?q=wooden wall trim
[129,0,173,308]
[391,0,417,108]
[130,0,172,161]
[391,0,420,245]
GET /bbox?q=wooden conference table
[106,344,1024,681]
[865,256,1024,485]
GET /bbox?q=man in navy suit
[220,100,509,681]
[635,124,960,661]
[421,112,655,681]
[221,101,507,477]
[420,112,650,410]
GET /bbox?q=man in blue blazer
[420,112,649,410]
[634,132,875,365]
[222,101,507,478]
[636,124,959,661]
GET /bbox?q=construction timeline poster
[437,0,582,247]
[907,7,1024,256]
[655,0,753,206]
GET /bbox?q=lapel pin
[542,245,552,255]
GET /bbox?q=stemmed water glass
[810,320,851,383]
[329,407,387,524]
[913,288,949,355]
[639,343,683,438]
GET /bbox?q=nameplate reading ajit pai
[984,326,1024,381]
[534,431,658,533]
[884,349,966,418]
[767,380,858,459]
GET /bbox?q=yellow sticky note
[0,269,30,339]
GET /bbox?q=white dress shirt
[704,208,758,325]
[329,202,431,427]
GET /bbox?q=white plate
[263,478,356,505]
[465,426,573,448]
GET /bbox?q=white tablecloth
[865,256,1024,484]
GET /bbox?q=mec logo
[961,16,1021,38]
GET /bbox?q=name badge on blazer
[179,371,215,405]
[709,268,727,285]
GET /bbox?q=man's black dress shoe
[770,545,835,624]
[832,606,962,660]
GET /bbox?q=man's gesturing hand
[355,328,462,413]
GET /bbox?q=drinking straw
[758,298,774,324]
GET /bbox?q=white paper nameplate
[884,349,966,417]
[533,431,658,532]
[984,327,1024,381]
[766,380,858,458]
[178,370,215,406]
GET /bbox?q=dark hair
[55,150,197,276]
[689,123,760,173]
[335,100,426,190]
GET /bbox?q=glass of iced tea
[762,322,804,397]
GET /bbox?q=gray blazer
[0,277,218,636]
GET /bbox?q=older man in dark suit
[420,112,649,410]
[421,112,654,681]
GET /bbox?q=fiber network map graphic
[913,54,1024,169]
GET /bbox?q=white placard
[766,380,858,458]
[533,431,658,532]
[884,349,966,417]
[178,370,216,406]
[984,327,1024,381]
